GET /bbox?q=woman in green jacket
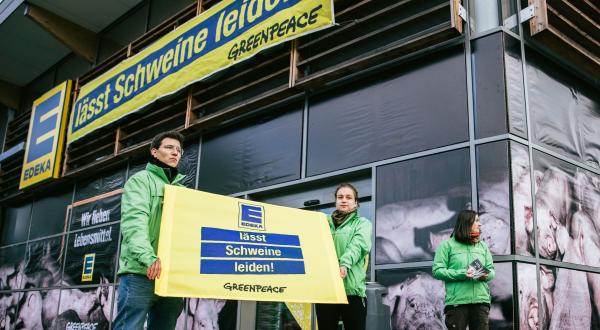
[432,210,495,330]
[316,183,372,330]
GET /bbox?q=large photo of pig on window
[514,151,600,330]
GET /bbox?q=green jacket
[432,237,495,305]
[328,211,372,297]
[117,163,185,276]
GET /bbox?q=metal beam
[24,3,97,63]
[0,79,21,109]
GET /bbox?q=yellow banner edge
[67,1,335,144]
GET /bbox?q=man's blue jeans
[113,274,183,330]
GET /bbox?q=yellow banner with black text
[67,0,334,143]
[155,185,347,304]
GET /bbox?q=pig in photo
[185,299,236,330]
[382,271,445,330]
[517,263,540,330]
[511,143,533,256]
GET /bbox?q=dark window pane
[307,47,468,176]
[55,54,91,84]
[375,149,471,264]
[75,168,126,202]
[526,48,600,169]
[30,187,73,239]
[473,32,508,138]
[98,4,149,63]
[1,203,32,245]
[504,34,526,138]
[178,139,199,189]
[477,141,511,255]
[199,106,303,195]
[149,0,195,29]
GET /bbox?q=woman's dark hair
[451,210,479,244]
[334,183,359,206]
[150,131,184,150]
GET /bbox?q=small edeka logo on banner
[238,203,265,231]
[82,253,95,282]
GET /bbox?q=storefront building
[0,0,598,329]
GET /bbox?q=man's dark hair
[451,209,478,244]
[150,131,184,150]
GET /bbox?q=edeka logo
[20,81,72,189]
[82,253,95,282]
[239,203,265,231]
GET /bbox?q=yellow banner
[155,185,347,303]
[20,81,72,189]
[67,0,334,143]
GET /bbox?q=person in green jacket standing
[316,183,372,330]
[432,210,495,330]
[113,131,186,330]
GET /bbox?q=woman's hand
[340,266,347,279]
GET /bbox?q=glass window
[0,203,32,246]
[199,106,303,195]
[75,167,126,202]
[473,32,508,138]
[307,47,468,176]
[510,142,533,256]
[30,187,73,239]
[375,149,471,264]
[55,54,91,84]
[149,0,195,29]
[504,34,526,138]
[526,47,600,169]
[477,141,511,255]
[97,4,149,63]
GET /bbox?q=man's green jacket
[328,211,372,297]
[117,163,185,276]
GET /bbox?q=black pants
[444,303,490,330]
[316,296,366,330]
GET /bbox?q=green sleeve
[432,240,467,281]
[483,243,495,282]
[338,219,372,269]
[121,175,157,268]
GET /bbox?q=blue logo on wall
[239,203,265,231]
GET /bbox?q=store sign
[67,0,334,143]
[155,185,347,303]
[20,80,72,189]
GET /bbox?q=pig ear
[214,299,226,312]
[534,170,544,191]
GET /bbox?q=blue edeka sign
[20,81,72,189]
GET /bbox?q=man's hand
[466,270,474,278]
[340,266,347,279]
[147,258,161,280]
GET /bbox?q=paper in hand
[467,258,489,279]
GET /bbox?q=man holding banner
[113,131,186,330]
